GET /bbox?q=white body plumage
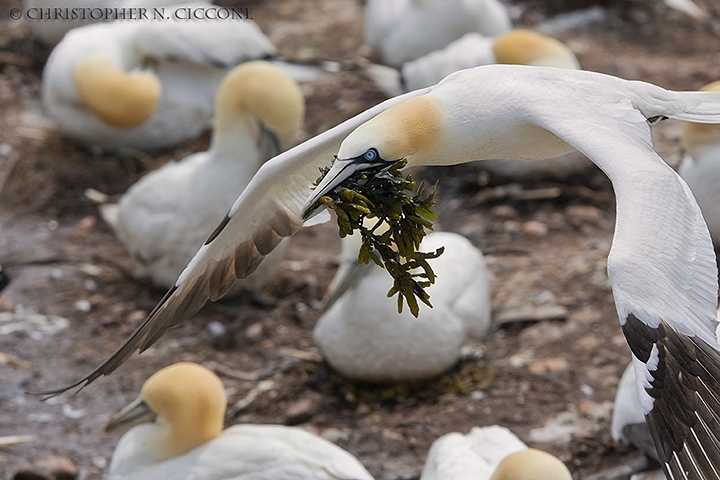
[100,61,304,290]
[365,0,512,66]
[42,4,277,151]
[314,231,491,382]
[106,363,373,480]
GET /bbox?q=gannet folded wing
[41,87,432,395]
[528,91,720,480]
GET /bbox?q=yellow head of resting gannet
[99,60,304,291]
[104,362,373,480]
[489,449,572,480]
[212,60,305,152]
[420,426,571,480]
[74,56,162,128]
[492,29,580,70]
[105,362,225,461]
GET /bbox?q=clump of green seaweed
[315,159,443,317]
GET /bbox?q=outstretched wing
[530,96,720,479]
[39,88,432,396]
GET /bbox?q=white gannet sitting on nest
[41,4,317,151]
[45,65,720,480]
[365,0,512,67]
[99,61,304,291]
[22,0,209,47]
[678,80,720,246]
[367,29,580,98]
[314,230,491,382]
[105,362,373,480]
[420,425,572,480]
[612,362,667,480]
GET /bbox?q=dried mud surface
[1,0,720,478]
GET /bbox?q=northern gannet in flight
[365,0,512,67]
[420,425,572,480]
[45,64,720,479]
[99,61,304,291]
[104,362,373,480]
[679,80,720,246]
[315,230,491,382]
[42,3,318,151]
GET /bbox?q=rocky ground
[1,0,720,478]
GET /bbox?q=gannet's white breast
[42,7,276,150]
[314,232,491,382]
[420,426,527,480]
[365,0,511,66]
[109,423,373,480]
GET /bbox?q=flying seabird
[420,425,572,480]
[104,362,373,480]
[44,64,720,479]
[99,61,304,291]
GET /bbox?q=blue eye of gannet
[363,148,379,162]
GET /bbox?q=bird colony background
[1,0,720,478]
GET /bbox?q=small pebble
[73,299,91,313]
[523,220,548,237]
[244,322,263,342]
[490,204,518,219]
[284,397,319,426]
[528,357,570,375]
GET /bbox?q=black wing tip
[25,376,92,401]
[624,315,720,480]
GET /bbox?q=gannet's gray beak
[104,397,157,434]
[302,158,360,221]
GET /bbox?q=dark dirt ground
[2,0,720,478]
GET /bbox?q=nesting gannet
[42,4,315,151]
[420,425,572,480]
[612,362,660,461]
[365,0,512,67]
[367,29,580,98]
[105,362,373,480]
[22,0,209,47]
[46,64,720,480]
[99,61,304,291]
[678,80,720,246]
[315,230,491,382]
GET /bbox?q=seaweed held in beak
[314,159,443,317]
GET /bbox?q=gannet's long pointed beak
[104,397,157,434]
[302,157,360,221]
